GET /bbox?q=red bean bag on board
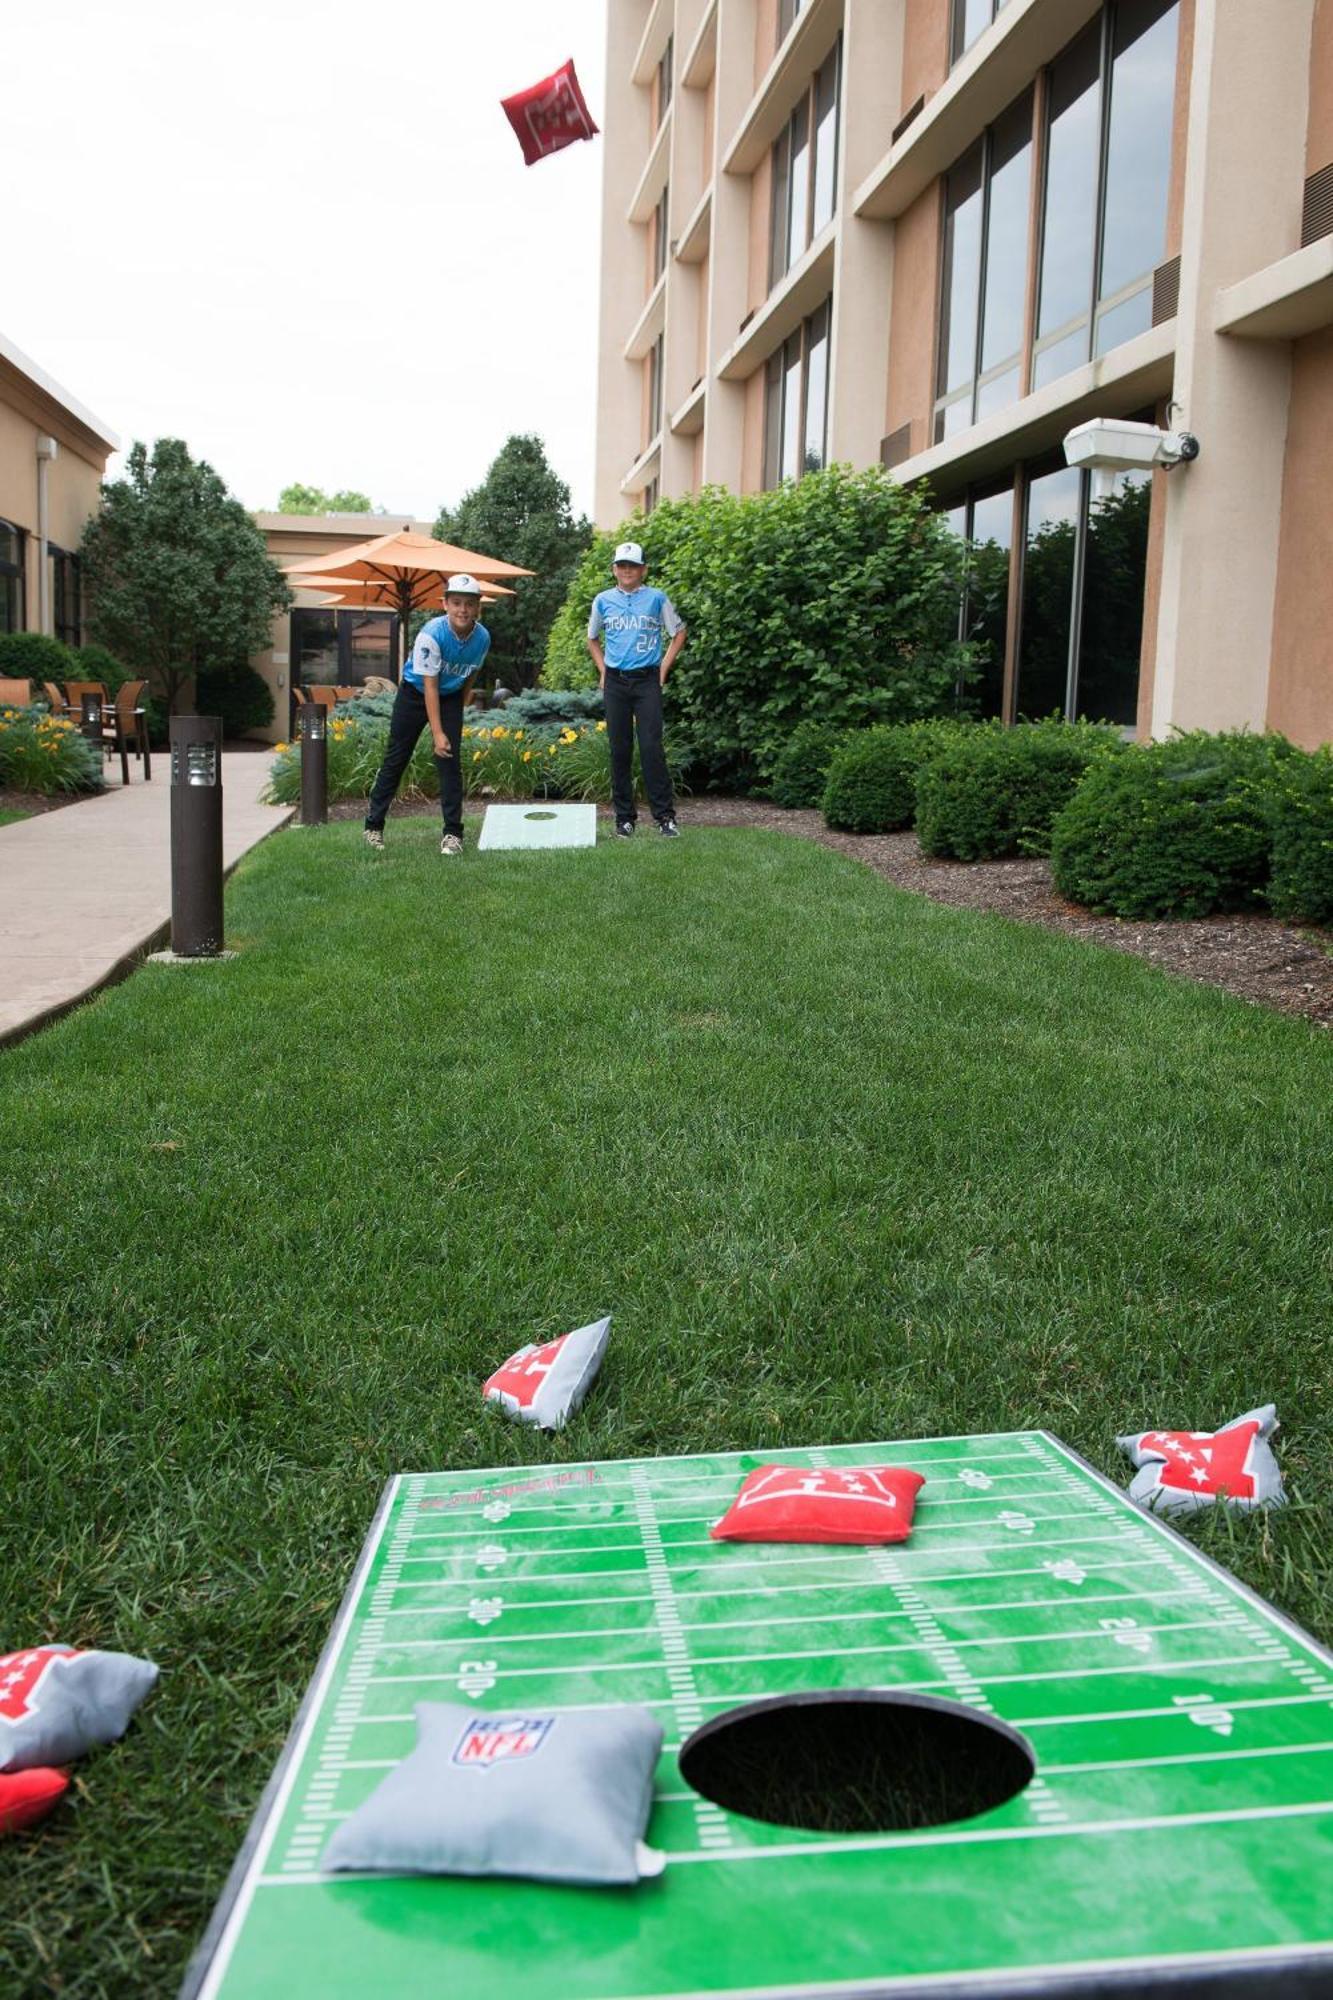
[711,1464,925,1545]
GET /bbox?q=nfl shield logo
[453,1715,554,1768]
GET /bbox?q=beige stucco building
[595,0,1333,745]
[0,333,118,649]
[250,514,435,742]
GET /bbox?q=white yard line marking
[1018,1688,1333,1730]
[1043,1738,1333,1777]
[253,1796,1333,1890]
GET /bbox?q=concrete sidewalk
[0,746,293,1045]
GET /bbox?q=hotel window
[950,0,1012,64]
[644,478,660,516]
[778,0,806,42]
[1015,454,1151,726]
[648,334,664,442]
[951,486,1014,720]
[769,41,841,290]
[656,35,673,125]
[762,300,830,488]
[50,547,80,648]
[933,89,1032,443]
[0,520,23,634]
[1032,0,1180,389]
[653,184,670,284]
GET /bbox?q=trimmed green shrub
[542,468,971,791]
[196,662,274,737]
[769,721,851,809]
[822,721,973,833]
[495,686,604,730]
[917,719,1121,860]
[71,642,134,693]
[1263,748,1333,926]
[0,632,73,686]
[1050,731,1302,918]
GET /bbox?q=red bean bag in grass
[711,1465,925,1545]
[0,1766,69,1835]
[483,1316,611,1432]
[1117,1405,1285,1517]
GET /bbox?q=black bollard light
[299,700,328,825]
[169,716,224,957]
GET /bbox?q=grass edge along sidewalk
[1,821,1330,1996]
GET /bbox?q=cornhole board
[182,1434,1333,1999]
[477,803,597,850]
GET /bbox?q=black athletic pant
[603,668,675,826]
[365,681,464,837]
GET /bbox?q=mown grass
[0,806,31,827]
[2,817,1331,1995]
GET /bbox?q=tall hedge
[543,469,971,790]
[1269,749,1333,926]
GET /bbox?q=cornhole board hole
[183,1434,1333,1999]
[477,803,597,850]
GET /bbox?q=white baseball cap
[613,542,645,567]
[446,573,483,596]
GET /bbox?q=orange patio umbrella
[284,529,532,667]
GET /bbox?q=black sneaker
[616,820,635,838]
[657,818,680,838]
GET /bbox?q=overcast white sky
[5,0,608,522]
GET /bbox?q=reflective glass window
[781,331,803,481]
[1016,465,1081,719]
[763,352,784,491]
[653,185,669,283]
[1033,26,1100,378]
[779,0,805,41]
[770,126,791,289]
[1099,0,1179,307]
[951,0,996,63]
[786,99,811,275]
[978,91,1032,379]
[0,520,23,636]
[963,488,1014,719]
[937,143,984,407]
[803,302,830,473]
[648,335,664,439]
[1076,469,1150,724]
[811,46,839,237]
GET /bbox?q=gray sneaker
[364,827,385,851]
[440,833,464,857]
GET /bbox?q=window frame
[655,34,674,128]
[0,518,25,636]
[932,89,1034,444]
[50,545,81,649]
[762,299,832,490]
[950,0,1009,66]
[768,39,842,293]
[648,333,664,443]
[1030,0,1180,390]
[653,183,670,284]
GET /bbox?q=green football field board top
[185,1434,1333,1999]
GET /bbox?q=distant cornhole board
[477,803,597,850]
[184,1434,1333,1999]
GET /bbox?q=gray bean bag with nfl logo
[322,1701,664,1885]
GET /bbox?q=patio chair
[333,686,358,701]
[107,679,152,779]
[307,685,338,710]
[292,685,308,706]
[42,680,68,713]
[0,677,33,706]
[65,680,108,710]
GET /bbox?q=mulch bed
[330,793,1333,1029]
[0,787,84,818]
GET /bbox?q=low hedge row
[1050,732,1323,920]
[809,716,1330,925]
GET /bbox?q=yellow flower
[596,720,607,732]
[472,749,482,763]
[559,727,578,744]
[522,749,532,762]
[514,729,524,741]
[274,742,289,753]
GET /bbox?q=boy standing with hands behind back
[586,542,686,838]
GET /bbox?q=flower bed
[0,705,102,795]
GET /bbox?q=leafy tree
[435,434,591,690]
[80,439,292,716]
[543,468,971,791]
[277,483,377,515]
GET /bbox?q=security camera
[1063,418,1200,472]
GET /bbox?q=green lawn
[3,818,1330,1995]
[0,806,31,827]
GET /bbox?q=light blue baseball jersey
[587,586,682,672]
[404,615,491,694]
